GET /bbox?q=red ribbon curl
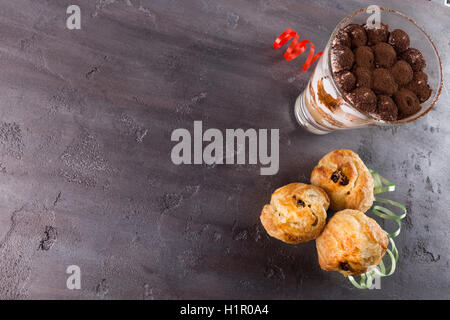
[273,28,323,71]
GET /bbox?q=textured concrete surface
[0,0,448,299]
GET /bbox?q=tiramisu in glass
[294,8,442,134]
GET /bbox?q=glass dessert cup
[294,8,443,135]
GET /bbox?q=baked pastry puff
[260,183,330,244]
[316,209,388,276]
[311,149,374,212]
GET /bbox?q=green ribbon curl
[348,170,406,289]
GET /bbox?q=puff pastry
[310,149,374,212]
[260,183,330,244]
[316,209,388,276]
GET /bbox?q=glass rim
[326,7,443,125]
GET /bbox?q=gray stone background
[0,0,448,299]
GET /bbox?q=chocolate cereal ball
[406,72,432,103]
[343,24,367,48]
[331,45,354,72]
[333,29,352,48]
[414,71,428,82]
[354,46,374,69]
[348,87,377,113]
[391,60,413,86]
[335,70,356,92]
[353,67,372,88]
[365,23,389,45]
[388,29,410,53]
[377,95,398,121]
[394,88,421,118]
[373,43,397,68]
[401,48,426,72]
[372,68,398,96]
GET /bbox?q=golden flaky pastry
[310,149,374,212]
[260,183,330,244]
[316,209,388,276]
